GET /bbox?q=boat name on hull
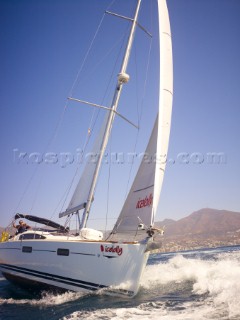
[100,245,123,256]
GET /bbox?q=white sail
[60,113,109,217]
[152,0,173,221]
[112,0,173,238]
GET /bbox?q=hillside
[155,208,240,251]
[156,208,240,238]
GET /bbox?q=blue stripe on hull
[0,263,107,291]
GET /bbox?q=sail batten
[134,185,154,193]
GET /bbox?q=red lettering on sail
[136,193,153,209]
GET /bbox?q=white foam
[59,300,232,320]
[192,251,240,318]
[141,250,240,319]
[0,290,85,306]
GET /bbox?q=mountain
[156,208,240,238]
[155,208,240,251]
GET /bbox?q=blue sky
[0,0,239,229]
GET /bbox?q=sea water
[0,245,240,320]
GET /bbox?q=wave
[59,249,240,320]
[141,250,240,318]
[1,248,240,320]
[59,298,239,320]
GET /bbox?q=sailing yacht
[0,0,173,297]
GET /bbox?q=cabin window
[57,248,69,256]
[22,246,32,253]
[19,233,46,240]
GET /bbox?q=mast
[80,0,142,229]
[108,0,173,241]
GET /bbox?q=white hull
[0,238,149,297]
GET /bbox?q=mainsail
[62,113,109,217]
[112,0,173,238]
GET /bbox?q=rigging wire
[100,22,138,233]
[58,43,127,216]
[57,15,133,221]
[76,30,129,140]
[12,0,146,230]
[13,10,106,220]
